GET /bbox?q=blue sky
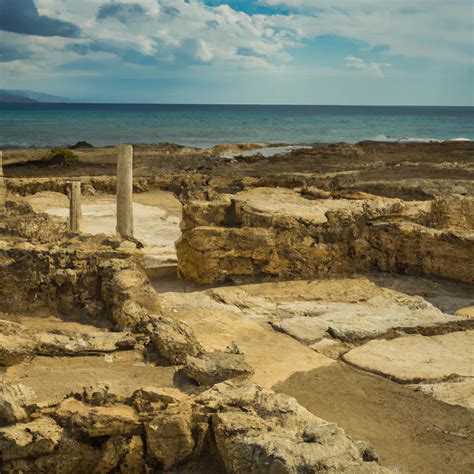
[0,0,472,105]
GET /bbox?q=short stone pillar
[116,144,134,239]
[0,151,5,213]
[67,180,82,233]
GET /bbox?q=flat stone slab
[343,331,474,383]
[25,192,181,268]
[271,296,472,344]
[167,308,334,388]
[412,379,474,410]
[235,187,400,225]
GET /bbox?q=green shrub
[45,148,78,166]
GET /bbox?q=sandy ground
[4,352,177,406]
[23,190,182,267]
[274,363,474,474]
[0,313,179,407]
[165,306,334,388]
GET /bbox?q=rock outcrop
[194,382,389,473]
[0,381,390,472]
[184,351,254,386]
[2,141,473,472]
[0,417,63,462]
[177,187,474,285]
[0,383,35,424]
[429,195,474,231]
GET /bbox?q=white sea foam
[371,134,470,144]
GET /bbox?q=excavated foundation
[1,141,474,473]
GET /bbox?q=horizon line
[1,102,473,107]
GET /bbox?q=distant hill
[0,94,39,104]
[0,89,72,103]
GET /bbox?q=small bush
[45,148,78,167]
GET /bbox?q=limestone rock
[309,338,349,359]
[0,417,63,461]
[0,324,137,366]
[456,306,474,319]
[79,383,125,407]
[132,387,187,412]
[195,381,388,473]
[430,195,474,231]
[149,315,204,365]
[176,187,474,285]
[343,331,474,383]
[0,319,25,336]
[146,405,195,469]
[0,382,35,424]
[1,436,101,474]
[94,435,144,474]
[412,378,474,410]
[271,296,472,344]
[184,351,254,386]
[212,412,386,473]
[56,398,140,437]
[0,333,34,366]
[35,331,136,356]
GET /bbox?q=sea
[0,104,472,148]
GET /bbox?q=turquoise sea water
[0,104,472,148]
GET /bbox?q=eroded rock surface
[412,379,474,410]
[184,351,254,386]
[0,417,62,462]
[343,331,474,383]
[1,142,473,472]
[177,187,474,285]
[195,382,389,473]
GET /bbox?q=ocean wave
[371,134,470,143]
[449,137,471,142]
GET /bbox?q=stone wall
[0,201,160,328]
[176,189,474,285]
[0,240,160,329]
[429,195,474,232]
[5,175,208,199]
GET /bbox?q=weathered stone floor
[23,190,182,268]
[156,275,474,409]
[274,363,474,474]
[343,331,474,383]
[151,274,474,472]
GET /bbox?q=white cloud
[2,0,472,100]
[261,0,473,64]
[344,56,391,77]
[32,0,299,67]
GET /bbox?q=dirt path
[274,363,474,473]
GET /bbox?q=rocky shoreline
[0,141,473,472]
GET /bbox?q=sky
[0,0,473,105]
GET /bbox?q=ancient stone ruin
[0,141,473,472]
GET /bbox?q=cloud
[0,0,80,37]
[1,0,472,104]
[31,0,298,67]
[344,56,391,77]
[261,0,473,63]
[97,2,147,23]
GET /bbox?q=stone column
[67,180,82,233]
[116,144,134,239]
[0,151,5,213]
